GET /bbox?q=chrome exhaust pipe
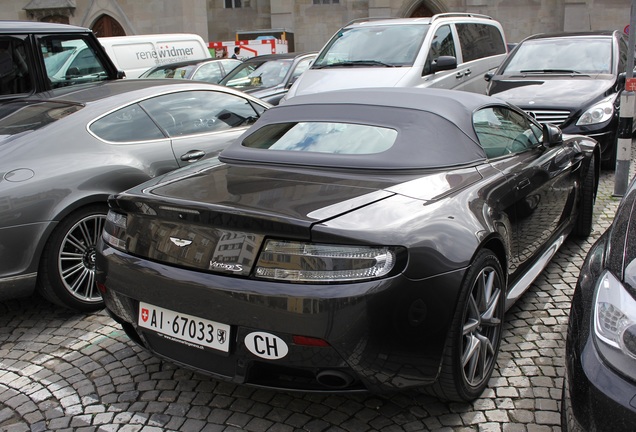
[315,370,355,389]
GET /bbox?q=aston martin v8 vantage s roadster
[96,87,599,401]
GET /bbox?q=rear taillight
[102,210,127,251]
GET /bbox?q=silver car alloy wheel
[461,265,503,387]
[57,213,106,303]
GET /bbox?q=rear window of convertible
[241,122,398,154]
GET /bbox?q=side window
[456,23,506,63]
[90,104,165,142]
[423,25,456,76]
[618,35,628,74]
[473,107,541,158]
[0,36,33,96]
[290,57,314,82]
[140,90,261,137]
[39,36,109,88]
[192,62,224,83]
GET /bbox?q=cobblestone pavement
[1,145,634,432]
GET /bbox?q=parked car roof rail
[431,12,494,21]
[341,16,394,27]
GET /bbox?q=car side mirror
[617,72,626,89]
[542,123,563,147]
[484,72,494,82]
[431,56,457,73]
[117,70,127,79]
[65,67,80,78]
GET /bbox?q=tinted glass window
[456,23,506,62]
[501,37,613,75]
[313,24,429,67]
[618,35,627,74]
[90,104,165,142]
[473,107,541,158]
[0,101,81,135]
[140,90,261,137]
[290,57,314,81]
[141,64,196,79]
[0,36,33,95]
[242,122,397,154]
[40,36,110,88]
[192,62,224,83]
[222,59,293,89]
[423,25,456,75]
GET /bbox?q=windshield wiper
[313,60,397,69]
[519,69,584,74]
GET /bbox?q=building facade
[2,0,632,51]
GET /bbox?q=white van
[99,34,211,78]
[285,13,508,100]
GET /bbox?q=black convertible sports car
[562,176,636,431]
[96,88,599,401]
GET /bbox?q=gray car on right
[486,31,630,169]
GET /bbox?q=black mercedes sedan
[562,177,636,431]
[486,31,631,170]
[96,88,599,401]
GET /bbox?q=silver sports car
[0,79,269,311]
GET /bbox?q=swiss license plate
[138,302,230,352]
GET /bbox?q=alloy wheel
[57,213,106,303]
[461,265,503,387]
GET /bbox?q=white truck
[99,33,211,78]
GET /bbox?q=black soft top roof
[221,87,499,170]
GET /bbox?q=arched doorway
[91,15,126,37]
[400,0,447,17]
[410,4,435,16]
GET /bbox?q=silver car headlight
[254,240,401,283]
[576,96,615,126]
[594,270,636,360]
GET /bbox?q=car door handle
[516,178,531,190]
[464,69,472,76]
[455,72,463,79]
[180,150,205,162]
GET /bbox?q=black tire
[426,249,505,402]
[600,143,616,171]
[561,378,584,432]
[37,204,108,312]
[573,158,596,238]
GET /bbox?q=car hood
[287,67,412,98]
[488,76,615,109]
[113,162,482,275]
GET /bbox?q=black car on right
[487,31,630,169]
[562,176,636,431]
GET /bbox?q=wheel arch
[476,234,508,285]
[32,194,112,278]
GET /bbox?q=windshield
[220,59,292,89]
[141,64,196,79]
[0,101,82,136]
[501,37,613,75]
[313,24,429,68]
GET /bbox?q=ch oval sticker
[244,332,288,360]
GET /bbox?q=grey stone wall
[0,0,631,51]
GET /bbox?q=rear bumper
[97,241,466,393]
